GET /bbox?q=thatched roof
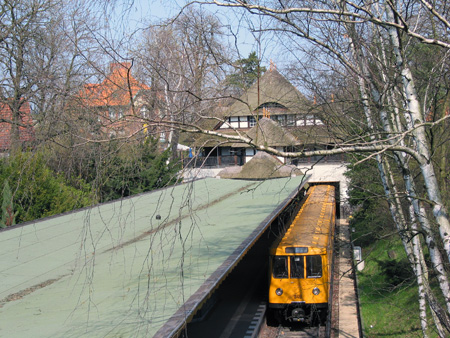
[179,69,327,149]
[290,125,336,145]
[178,105,231,147]
[184,117,300,148]
[232,117,299,148]
[218,151,304,179]
[226,68,309,117]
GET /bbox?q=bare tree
[132,6,231,161]
[0,0,55,153]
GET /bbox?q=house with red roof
[0,100,35,153]
[77,62,158,140]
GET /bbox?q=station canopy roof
[0,176,308,337]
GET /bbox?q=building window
[258,102,285,109]
[248,116,256,127]
[306,114,315,126]
[109,107,124,120]
[140,106,149,119]
[271,114,287,126]
[160,132,166,142]
[226,116,250,129]
[295,114,323,126]
[245,148,256,156]
[287,114,296,126]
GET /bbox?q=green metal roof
[0,176,308,337]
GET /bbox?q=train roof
[272,184,336,255]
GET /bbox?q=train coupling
[290,307,306,322]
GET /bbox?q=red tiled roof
[0,101,34,151]
[80,62,150,107]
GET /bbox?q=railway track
[275,325,326,337]
[258,322,326,338]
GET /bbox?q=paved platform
[337,220,361,338]
[0,176,308,337]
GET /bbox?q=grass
[355,236,438,337]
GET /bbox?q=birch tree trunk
[344,12,450,332]
[385,3,450,264]
[372,35,450,314]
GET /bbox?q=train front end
[268,246,329,323]
[267,184,336,325]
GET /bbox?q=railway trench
[185,221,277,338]
[183,219,360,338]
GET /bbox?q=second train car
[268,184,336,324]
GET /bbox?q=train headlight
[275,288,283,296]
[312,287,320,295]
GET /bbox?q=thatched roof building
[224,67,309,118]
[179,65,342,168]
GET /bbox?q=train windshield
[272,256,288,278]
[290,256,305,278]
[288,255,323,279]
[306,255,323,278]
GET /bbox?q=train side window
[290,256,305,278]
[306,255,322,278]
[273,256,288,278]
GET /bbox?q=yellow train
[268,184,336,324]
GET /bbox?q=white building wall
[298,162,350,215]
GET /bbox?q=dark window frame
[290,255,305,278]
[272,256,288,279]
[306,255,323,278]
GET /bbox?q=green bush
[376,258,415,288]
[99,138,181,202]
[0,151,94,224]
[0,180,17,228]
[357,239,423,337]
